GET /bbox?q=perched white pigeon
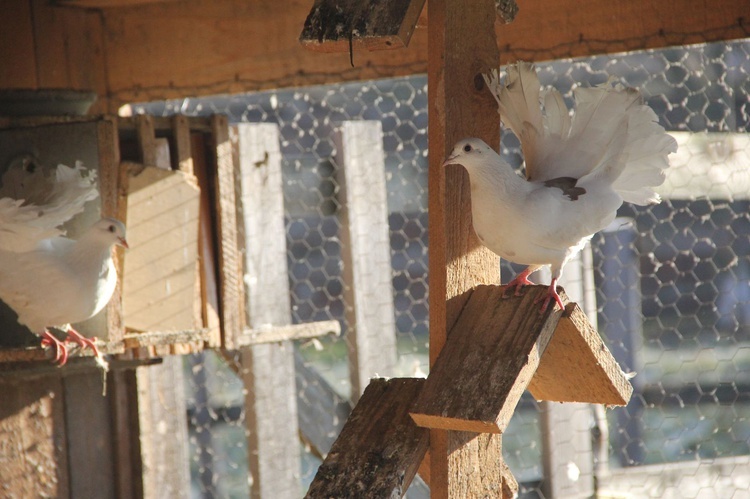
[443,62,677,311]
[0,217,128,365]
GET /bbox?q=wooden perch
[234,320,340,347]
[410,284,634,433]
[306,378,429,498]
[529,302,633,405]
[410,285,563,433]
[300,0,426,52]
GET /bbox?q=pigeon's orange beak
[118,237,129,249]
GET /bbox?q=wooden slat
[305,378,429,498]
[528,303,634,406]
[411,285,564,433]
[135,357,191,498]
[235,123,300,498]
[172,115,194,174]
[0,0,37,89]
[235,320,340,347]
[335,120,397,401]
[299,0,426,52]
[211,115,245,348]
[123,329,210,348]
[0,376,69,498]
[63,371,116,497]
[135,114,158,167]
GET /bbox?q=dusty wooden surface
[529,302,634,405]
[2,0,748,111]
[305,378,429,498]
[235,320,340,347]
[411,285,564,433]
[300,0,426,52]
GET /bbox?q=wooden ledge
[306,377,429,497]
[529,302,633,405]
[410,284,633,433]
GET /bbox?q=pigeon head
[442,138,496,169]
[92,217,129,249]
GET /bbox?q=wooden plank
[411,285,564,433]
[135,357,191,498]
[88,0,745,111]
[109,368,144,499]
[335,120,397,401]
[299,0,426,52]
[235,320,340,347]
[427,0,504,496]
[235,123,300,498]
[211,115,245,348]
[305,378,429,498]
[135,114,158,167]
[191,131,222,346]
[0,376,69,498]
[528,303,634,406]
[0,1,37,89]
[123,329,210,348]
[63,371,116,498]
[172,115,194,174]
[56,0,184,7]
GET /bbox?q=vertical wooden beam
[235,123,301,498]
[428,0,503,497]
[335,121,397,401]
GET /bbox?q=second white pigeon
[443,62,677,311]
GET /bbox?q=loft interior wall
[0,0,747,113]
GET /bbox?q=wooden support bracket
[410,284,633,433]
[306,378,429,498]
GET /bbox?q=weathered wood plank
[235,320,340,347]
[235,123,300,498]
[0,1,37,89]
[135,357,191,499]
[528,302,634,406]
[335,120,397,401]
[300,0,426,52]
[211,115,245,348]
[306,378,429,498]
[411,285,565,433]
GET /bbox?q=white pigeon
[0,217,128,365]
[443,62,677,311]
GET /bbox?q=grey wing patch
[543,176,586,201]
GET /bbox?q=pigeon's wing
[0,162,98,252]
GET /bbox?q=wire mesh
[134,38,750,498]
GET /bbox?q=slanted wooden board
[529,302,633,405]
[300,0,426,52]
[411,285,564,433]
[306,377,429,498]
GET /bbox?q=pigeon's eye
[108,225,116,233]
[463,144,472,152]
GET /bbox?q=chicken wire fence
[133,38,750,498]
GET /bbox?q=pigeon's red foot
[64,328,102,359]
[503,271,534,298]
[41,330,69,366]
[534,279,565,312]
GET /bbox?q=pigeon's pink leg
[64,327,102,359]
[41,330,69,366]
[503,265,541,298]
[534,278,565,312]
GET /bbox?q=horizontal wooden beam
[5,0,740,112]
[122,329,212,348]
[234,320,340,347]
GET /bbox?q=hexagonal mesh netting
[134,38,750,498]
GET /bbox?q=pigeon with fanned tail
[443,62,677,311]
[0,158,125,366]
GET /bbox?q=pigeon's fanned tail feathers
[0,162,98,252]
[542,89,571,138]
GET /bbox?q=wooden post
[427,0,504,496]
[235,123,301,498]
[335,121,397,401]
